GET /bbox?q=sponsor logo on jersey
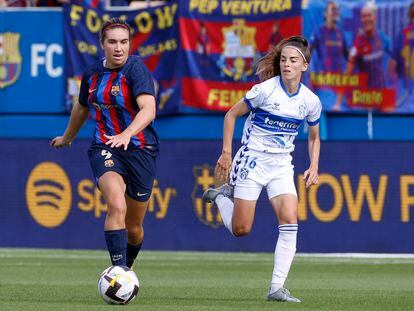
[264,117,299,130]
[93,102,118,110]
[0,32,22,89]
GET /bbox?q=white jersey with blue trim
[242,75,322,154]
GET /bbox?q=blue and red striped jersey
[310,25,349,72]
[79,55,159,155]
[348,31,392,88]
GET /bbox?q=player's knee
[127,225,143,241]
[106,199,127,218]
[232,224,251,237]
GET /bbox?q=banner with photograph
[303,0,413,113]
[179,0,302,111]
[63,0,414,115]
[63,2,181,116]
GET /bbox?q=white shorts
[230,147,297,201]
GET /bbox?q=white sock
[215,195,234,235]
[270,224,298,293]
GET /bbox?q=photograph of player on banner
[304,0,414,113]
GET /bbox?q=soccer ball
[98,266,139,305]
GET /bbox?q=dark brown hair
[409,1,414,22]
[99,18,131,44]
[255,35,311,82]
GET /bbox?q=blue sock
[126,241,143,268]
[104,229,127,266]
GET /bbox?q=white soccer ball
[98,266,140,305]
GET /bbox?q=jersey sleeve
[307,96,322,126]
[243,84,265,110]
[78,70,90,107]
[129,60,155,98]
[348,36,360,63]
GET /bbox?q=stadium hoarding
[0,9,64,113]
[1,139,413,253]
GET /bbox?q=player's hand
[303,166,319,188]
[104,133,131,150]
[50,136,72,148]
[215,151,232,185]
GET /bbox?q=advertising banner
[1,139,413,253]
[0,10,64,113]
[304,0,414,113]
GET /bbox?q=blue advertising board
[0,9,64,113]
[1,139,413,253]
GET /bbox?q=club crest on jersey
[240,167,249,180]
[104,159,114,167]
[111,85,120,96]
[192,165,223,228]
[0,32,22,89]
[218,19,259,81]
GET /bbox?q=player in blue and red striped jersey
[51,18,158,269]
[334,2,393,111]
[310,1,348,111]
[310,1,348,73]
[346,3,392,88]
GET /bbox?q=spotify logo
[26,162,72,228]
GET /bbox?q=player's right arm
[215,99,249,184]
[50,102,89,148]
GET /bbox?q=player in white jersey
[203,36,321,303]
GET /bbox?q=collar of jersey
[279,76,301,98]
[102,57,129,72]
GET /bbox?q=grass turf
[0,249,413,310]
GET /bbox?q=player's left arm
[104,94,156,150]
[304,124,320,188]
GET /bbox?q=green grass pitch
[0,249,413,310]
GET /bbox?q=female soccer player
[51,18,159,269]
[203,36,321,302]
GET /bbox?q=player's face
[102,27,130,69]
[361,8,376,33]
[280,47,308,81]
[326,3,339,25]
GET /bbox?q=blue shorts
[88,143,156,202]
